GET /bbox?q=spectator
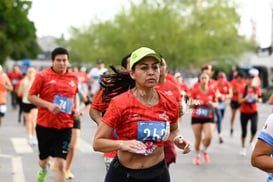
[87,59,107,99]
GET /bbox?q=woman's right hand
[119,140,147,152]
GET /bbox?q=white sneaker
[28,136,32,145]
[32,137,38,146]
[240,148,246,156]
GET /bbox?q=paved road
[0,99,270,182]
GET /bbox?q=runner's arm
[169,122,191,154]
[89,107,102,125]
[28,94,60,114]
[3,74,13,92]
[251,139,273,173]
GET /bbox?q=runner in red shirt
[28,47,80,182]
[155,56,182,168]
[63,68,92,179]
[193,64,219,135]
[93,47,190,182]
[192,64,218,91]
[238,71,262,156]
[8,64,23,109]
[230,71,246,136]
[166,73,177,84]
[174,72,190,99]
[90,53,130,171]
[215,72,232,143]
[189,72,218,165]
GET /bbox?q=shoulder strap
[244,86,248,97]
[253,86,256,94]
[244,86,256,97]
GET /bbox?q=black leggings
[105,156,170,182]
[240,112,258,138]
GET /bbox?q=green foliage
[0,0,40,64]
[59,0,254,70]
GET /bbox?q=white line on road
[0,154,25,182]
[11,138,33,154]
[12,156,25,182]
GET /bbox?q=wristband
[173,135,183,143]
[84,96,92,106]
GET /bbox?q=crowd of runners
[0,46,272,182]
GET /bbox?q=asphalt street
[0,98,270,182]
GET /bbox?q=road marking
[0,154,25,182]
[11,138,33,154]
[77,138,94,153]
[12,156,25,182]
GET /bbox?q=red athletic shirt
[91,89,116,157]
[28,67,78,129]
[8,71,23,87]
[178,82,190,98]
[230,79,246,101]
[155,80,182,102]
[216,80,231,102]
[102,90,179,148]
[166,73,177,84]
[190,86,217,119]
[91,89,108,112]
[239,86,261,114]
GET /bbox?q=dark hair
[100,65,135,103]
[121,53,131,69]
[236,71,245,78]
[51,47,69,60]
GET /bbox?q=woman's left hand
[174,138,191,154]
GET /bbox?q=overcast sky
[28,0,137,38]
[28,0,273,48]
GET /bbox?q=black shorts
[105,156,170,182]
[36,124,72,160]
[73,119,81,129]
[22,103,37,113]
[230,100,240,109]
[191,117,214,124]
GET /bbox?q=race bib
[53,95,73,114]
[196,106,211,117]
[137,121,170,143]
[12,79,18,85]
[246,94,257,104]
[0,105,7,113]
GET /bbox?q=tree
[59,0,254,70]
[0,0,40,65]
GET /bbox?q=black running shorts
[36,124,72,160]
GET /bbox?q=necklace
[146,90,155,106]
[133,88,156,106]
